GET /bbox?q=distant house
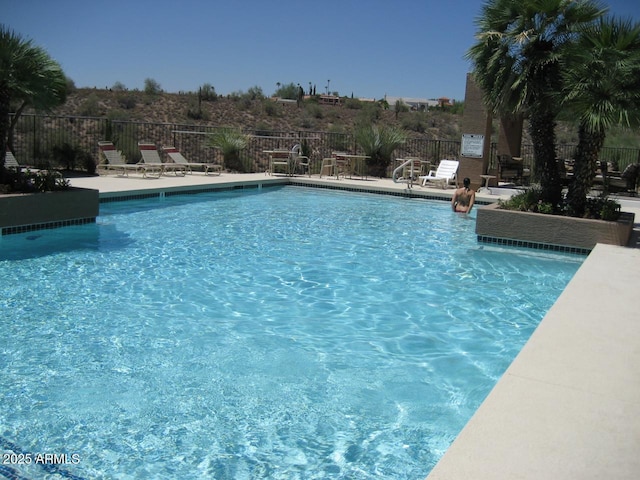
[317,95,343,106]
[384,95,439,111]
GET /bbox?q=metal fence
[8,114,640,176]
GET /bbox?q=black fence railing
[8,114,640,176]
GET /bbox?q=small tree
[355,124,406,178]
[144,78,162,95]
[207,128,250,172]
[274,82,298,100]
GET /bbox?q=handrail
[393,158,421,189]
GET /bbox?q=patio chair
[419,159,459,188]
[268,149,292,175]
[291,144,311,176]
[162,146,222,175]
[98,141,149,177]
[319,157,336,178]
[138,142,185,176]
[497,154,524,185]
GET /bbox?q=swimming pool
[0,186,583,479]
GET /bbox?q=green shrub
[344,98,363,109]
[584,196,621,221]
[500,188,621,220]
[118,95,137,110]
[401,112,428,133]
[498,188,553,213]
[263,101,280,117]
[304,104,323,119]
[200,83,217,101]
[78,94,101,116]
[274,82,298,100]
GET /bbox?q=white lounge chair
[98,141,151,177]
[4,148,35,172]
[419,159,459,188]
[138,142,186,176]
[162,146,222,175]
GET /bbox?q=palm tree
[466,0,605,208]
[562,16,640,217]
[0,25,67,177]
[354,124,406,177]
[207,128,250,172]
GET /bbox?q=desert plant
[356,103,382,124]
[78,94,101,116]
[304,103,323,119]
[401,112,428,133]
[112,81,127,92]
[207,128,250,172]
[274,82,298,100]
[200,83,217,101]
[355,124,406,177]
[344,98,363,109]
[498,187,554,213]
[0,25,67,181]
[144,78,162,95]
[263,100,280,117]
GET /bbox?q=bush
[118,95,137,110]
[401,112,428,133]
[200,83,217,101]
[6,169,70,193]
[78,94,101,116]
[304,104,323,119]
[144,78,162,95]
[344,98,363,109]
[498,188,553,213]
[499,188,621,220]
[263,101,280,117]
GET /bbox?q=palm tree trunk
[566,124,605,217]
[528,108,562,207]
[0,87,10,184]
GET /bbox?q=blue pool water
[0,186,583,479]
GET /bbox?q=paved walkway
[68,172,640,480]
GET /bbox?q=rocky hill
[47,88,640,149]
[49,88,465,141]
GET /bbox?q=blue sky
[4,0,640,102]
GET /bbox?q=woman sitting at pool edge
[451,177,475,213]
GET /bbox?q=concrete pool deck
[68,172,640,479]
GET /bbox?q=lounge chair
[162,146,222,175]
[419,159,459,188]
[98,141,151,177]
[138,142,186,176]
[4,148,35,172]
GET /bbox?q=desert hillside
[48,88,465,141]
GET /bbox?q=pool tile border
[477,234,592,255]
[1,217,96,236]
